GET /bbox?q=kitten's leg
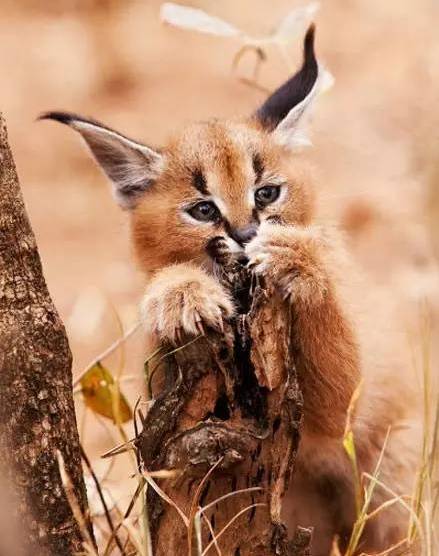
[246,222,361,438]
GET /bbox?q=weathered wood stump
[137,264,310,555]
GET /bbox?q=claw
[194,312,205,336]
[175,326,183,345]
[250,271,258,295]
[247,254,263,270]
[218,314,225,333]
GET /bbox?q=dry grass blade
[159,0,326,93]
[143,346,164,398]
[122,518,148,556]
[80,444,126,555]
[106,378,139,471]
[358,536,409,556]
[193,511,203,556]
[146,335,201,398]
[362,472,424,545]
[343,379,364,516]
[147,469,180,479]
[201,513,222,556]
[103,477,147,556]
[366,494,412,522]
[344,427,391,556]
[231,45,269,92]
[198,486,263,514]
[139,479,153,556]
[56,450,98,556]
[344,379,364,436]
[201,503,266,556]
[428,399,439,479]
[143,468,189,527]
[73,322,142,387]
[408,310,438,555]
[193,486,263,556]
[101,437,136,459]
[187,457,224,556]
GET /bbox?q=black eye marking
[252,153,264,183]
[187,200,220,223]
[254,185,281,209]
[192,169,208,195]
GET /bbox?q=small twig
[80,443,126,555]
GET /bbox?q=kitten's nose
[229,224,258,246]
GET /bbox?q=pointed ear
[39,112,164,209]
[255,24,327,149]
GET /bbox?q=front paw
[141,264,234,343]
[245,222,330,305]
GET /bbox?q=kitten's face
[40,25,321,274]
[131,119,315,273]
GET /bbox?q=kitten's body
[42,26,420,555]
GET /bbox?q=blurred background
[1,0,438,544]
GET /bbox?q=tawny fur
[42,28,421,555]
[130,120,419,554]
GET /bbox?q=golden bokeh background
[1,0,438,539]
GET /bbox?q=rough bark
[137,266,312,555]
[0,114,93,555]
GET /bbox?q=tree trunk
[0,114,93,555]
[137,265,312,555]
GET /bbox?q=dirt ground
[1,0,438,545]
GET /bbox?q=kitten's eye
[187,201,220,222]
[255,185,281,208]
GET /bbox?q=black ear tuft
[255,24,318,130]
[38,111,118,134]
[38,111,79,125]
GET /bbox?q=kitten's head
[41,25,326,274]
